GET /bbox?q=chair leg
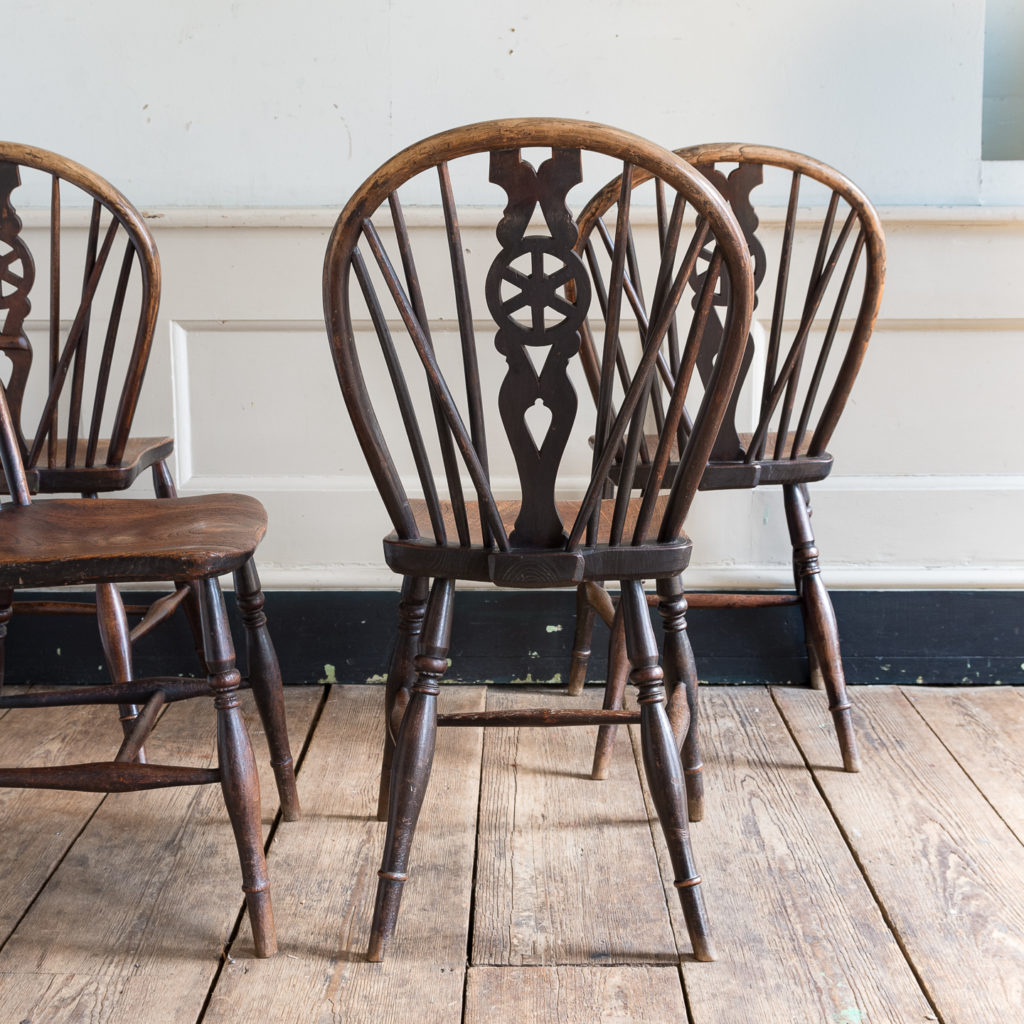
[788,484,825,691]
[368,577,454,963]
[152,460,208,674]
[96,583,146,764]
[620,580,714,961]
[658,577,704,823]
[568,583,597,696]
[377,576,430,821]
[197,575,276,958]
[784,484,860,773]
[591,602,628,780]
[234,559,300,821]
[0,588,13,694]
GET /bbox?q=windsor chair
[323,118,754,963]
[567,145,886,814]
[0,142,198,685]
[0,369,297,956]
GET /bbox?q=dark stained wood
[0,360,296,958]
[0,143,197,701]
[323,119,756,963]
[776,686,1024,1023]
[0,493,267,587]
[571,144,886,776]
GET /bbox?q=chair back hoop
[0,142,160,474]
[575,143,885,466]
[323,118,754,558]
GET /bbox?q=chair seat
[0,437,175,495]
[0,493,267,588]
[617,432,834,491]
[383,494,691,586]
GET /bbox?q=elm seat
[0,437,175,495]
[0,493,267,587]
[387,495,686,584]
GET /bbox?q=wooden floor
[0,683,1022,1023]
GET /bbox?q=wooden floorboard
[0,702,121,944]
[776,685,1024,1024]
[637,687,935,1024]
[0,687,321,1024]
[473,689,677,966]
[903,685,1024,842]
[204,684,485,1024]
[0,683,1021,1022]
[464,966,687,1023]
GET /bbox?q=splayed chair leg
[368,577,454,963]
[621,580,714,961]
[658,577,704,822]
[784,484,860,772]
[198,575,276,957]
[235,558,300,820]
[96,582,147,764]
[377,576,430,821]
[591,603,629,780]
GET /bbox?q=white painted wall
[8,1,1024,589]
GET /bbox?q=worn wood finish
[0,493,267,587]
[0,688,319,1023]
[0,374,297,958]
[323,119,756,962]
[638,687,934,1022]
[776,686,1024,1023]
[473,689,678,966]
[903,686,1024,838]
[0,143,196,691]
[572,144,886,777]
[0,683,1021,1022]
[464,966,687,1023]
[204,685,484,1024]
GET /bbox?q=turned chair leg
[591,603,629,780]
[368,577,454,963]
[234,559,300,821]
[377,576,430,821]
[621,580,714,961]
[197,575,276,958]
[96,583,147,764]
[788,484,825,691]
[784,484,860,773]
[570,582,616,698]
[568,583,597,696]
[152,460,208,673]
[658,577,704,823]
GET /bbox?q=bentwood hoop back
[0,143,200,681]
[568,144,886,798]
[323,118,755,963]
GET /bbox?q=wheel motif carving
[0,163,34,338]
[486,148,591,548]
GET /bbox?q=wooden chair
[568,145,886,814]
[0,369,298,957]
[322,118,755,962]
[0,142,199,683]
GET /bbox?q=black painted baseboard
[4,589,1022,687]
